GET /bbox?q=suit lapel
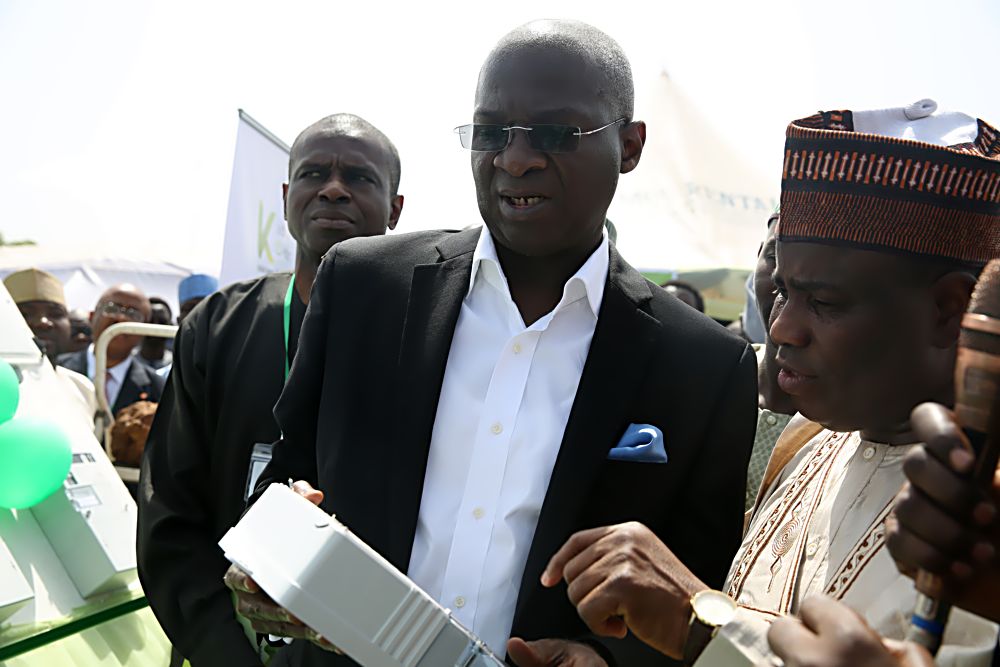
[384,230,478,571]
[113,360,143,414]
[513,247,660,622]
[62,350,88,376]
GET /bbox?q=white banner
[219,110,294,287]
[606,73,778,319]
[609,72,778,273]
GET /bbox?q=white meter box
[0,537,32,624]
[220,484,505,667]
[31,450,137,598]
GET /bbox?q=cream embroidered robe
[697,430,999,666]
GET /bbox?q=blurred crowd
[3,269,217,471]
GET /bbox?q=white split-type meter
[0,538,32,624]
[220,484,506,667]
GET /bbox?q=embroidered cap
[3,268,66,307]
[778,99,1000,266]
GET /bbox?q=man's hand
[223,481,340,650]
[110,400,158,466]
[506,638,607,667]
[541,522,709,658]
[768,595,934,667]
[885,402,1000,622]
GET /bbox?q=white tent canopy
[0,246,193,315]
[0,74,775,321]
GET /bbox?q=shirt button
[765,414,778,426]
[862,446,876,461]
[512,342,522,354]
[490,422,503,435]
[806,540,819,557]
[455,596,466,609]
[473,507,485,520]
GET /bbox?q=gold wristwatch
[682,590,738,666]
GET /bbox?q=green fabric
[283,275,294,381]
[746,408,793,510]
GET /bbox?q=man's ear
[930,271,977,348]
[619,120,646,175]
[388,194,404,231]
[282,183,289,219]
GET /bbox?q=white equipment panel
[221,484,505,667]
[0,539,32,625]
[31,443,137,598]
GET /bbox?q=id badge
[244,442,275,502]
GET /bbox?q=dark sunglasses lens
[471,125,508,151]
[528,125,579,153]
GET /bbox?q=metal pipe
[93,322,177,465]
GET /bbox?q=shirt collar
[86,343,132,382]
[468,226,610,319]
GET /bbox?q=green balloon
[0,418,72,510]
[0,359,18,424]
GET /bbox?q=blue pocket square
[608,424,667,463]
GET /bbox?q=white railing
[94,322,178,482]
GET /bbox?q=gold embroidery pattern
[767,504,803,593]
[777,436,850,614]
[825,500,894,600]
[727,431,848,599]
[737,604,782,620]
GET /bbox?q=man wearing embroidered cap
[4,268,98,425]
[4,268,72,361]
[528,101,1000,666]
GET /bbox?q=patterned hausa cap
[3,268,66,307]
[778,99,1000,266]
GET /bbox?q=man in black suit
[138,114,403,667]
[227,19,756,667]
[57,283,165,414]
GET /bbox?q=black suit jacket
[57,349,165,414]
[254,229,757,667]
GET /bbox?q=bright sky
[1,0,997,273]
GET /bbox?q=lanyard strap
[283,275,294,381]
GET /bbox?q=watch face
[693,590,738,627]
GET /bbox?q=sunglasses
[98,301,145,322]
[454,118,625,153]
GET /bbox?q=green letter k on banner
[257,200,275,263]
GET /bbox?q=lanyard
[283,275,294,381]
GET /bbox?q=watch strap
[682,613,716,666]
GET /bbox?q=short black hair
[482,20,634,122]
[660,279,705,312]
[289,114,402,196]
[149,296,172,319]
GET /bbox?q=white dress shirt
[86,343,132,409]
[407,227,610,655]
